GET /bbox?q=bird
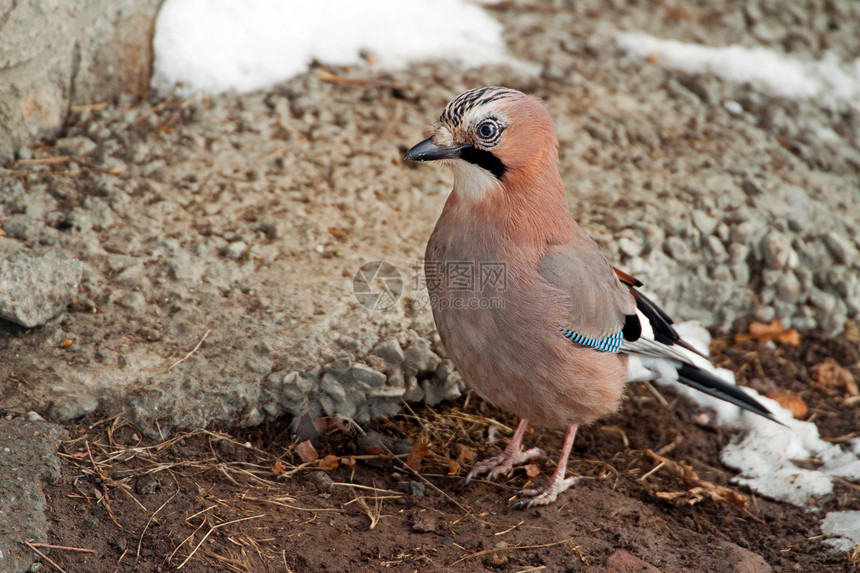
[404,86,778,508]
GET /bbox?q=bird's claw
[510,476,584,509]
[465,447,546,485]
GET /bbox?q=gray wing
[537,227,636,343]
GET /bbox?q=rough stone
[372,338,405,369]
[0,253,82,327]
[762,232,796,270]
[0,0,162,164]
[0,418,68,573]
[824,231,856,265]
[402,337,441,376]
[605,550,661,573]
[350,363,386,388]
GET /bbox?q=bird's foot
[511,475,584,509]
[465,447,545,485]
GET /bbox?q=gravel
[1,0,859,437]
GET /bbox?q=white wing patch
[621,308,711,369]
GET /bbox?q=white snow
[821,511,860,552]
[616,32,860,110]
[152,0,516,95]
[655,322,860,507]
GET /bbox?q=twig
[638,460,666,481]
[452,536,578,565]
[15,155,71,166]
[643,380,670,408]
[137,489,179,557]
[314,70,401,90]
[176,514,265,569]
[167,329,211,371]
[23,540,69,573]
[27,542,96,554]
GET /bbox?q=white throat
[447,159,501,202]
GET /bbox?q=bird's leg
[512,423,582,509]
[465,418,545,484]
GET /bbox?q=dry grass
[49,388,815,571]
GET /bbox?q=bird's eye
[477,120,499,141]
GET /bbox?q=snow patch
[821,511,860,552]
[153,0,517,95]
[653,322,860,507]
[616,32,860,110]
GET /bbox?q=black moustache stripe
[459,146,507,179]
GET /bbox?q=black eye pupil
[479,122,496,139]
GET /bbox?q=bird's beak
[404,137,466,162]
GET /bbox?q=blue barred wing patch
[560,328,623,353]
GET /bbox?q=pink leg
[512,424,582,509]
[465,418,545,484]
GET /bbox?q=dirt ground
[41,327,859,572]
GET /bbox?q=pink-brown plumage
[406,86,776,507]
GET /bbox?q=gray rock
[824,231,856,265]
[47,393,99,421]
[245,356,273,375]
[368,385,406,399]
[320,372,346,404]
[692,211,719,236]
[403,337,441,375]
[265,372,313,407]
[423,372,466,407]
[0,253,82,327]
[762,231,797,269]
[54,135,97,156]
[372,338,405,368]
[730,221,760,245]
[0,0,161,163]
[0,418,67,573]
[407,481,426,497]
[704,235,728,262]
[225,240,247,259]
[115,291,146,312]
[776,271,802,302]
[350,363,386,388]
[403,375,424,403]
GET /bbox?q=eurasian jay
[405,86,777,508]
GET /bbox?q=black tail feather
[676,363,784,425]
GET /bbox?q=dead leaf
[734,318,801,346]
[410,442,429,460]
[295,440,319,463]
[812,358,859,396]
[318,454,339,470]
[406,456,422,472]
[844,321,860,344]
[766,390,808,419]
[272,460,287,475]
[457,444,475,465]
[447,458,460,475]
[524,464,541,478]
[644,449,747,509]
[328,227,348,240]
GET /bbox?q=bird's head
[405,86,559,202]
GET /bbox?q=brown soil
[43,328,859,572]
